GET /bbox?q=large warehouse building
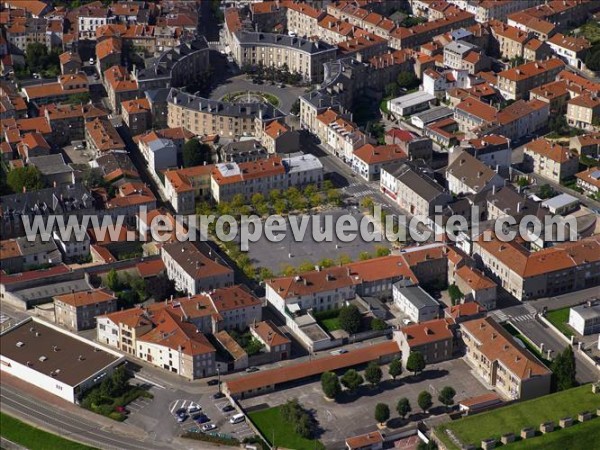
[1,317,125,403]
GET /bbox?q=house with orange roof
[547,33,591,71]
[529,80,569,114]
[575,166,600,197]
[523,137,579,182]
[395,318,454,366]
[454,265,497,310]
[103,65,139,113]
[59,51,82,75]
[21,72,89,105]
[474,231,600,300]
[209,284,263,331]
[161,241,234,295]
[42,102,108,146]
[567,92,600,132]
[163,164,213,214]
[3,0,50,18]
[78,4,114,39]
[121,97,151,136]
[97,304,218,379]
[258,120,299,154]
[85,117,125,156]
[352,143,407,181]
[316,14,355,44]
[461,317,551,400]
[490,22,532,61]
[54,288,117,331]
[523,37,552,62]
[337,30,388,61]
[345,430,384,450]
[104,180,157,218]
[215,330,248,370]
[96,36,123,74]
[496,58,565,101]
[444,302,486,324]
[249,320,291,361]
[15,132,50,160]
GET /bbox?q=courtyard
[240,358,492,449]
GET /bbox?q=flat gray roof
[541,193,579,209]
[1,318,120,387]
[389,91,435,109]
[571,302,600,321]
[394,283,439,310]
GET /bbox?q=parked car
[207,379,219,386]
[222,404,235,413]
[115,406,129,414]
[194,414,211,424]
[229,413,245,424]
[188,405,201,414]
[201,423,217,432]
[177,413,188,423]
[89,58,95,65]
[213,392,225,399]
[330,349,348,355]
[245,366,259,373]
[176,408,187,416]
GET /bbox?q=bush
[108,412,126,421]
[182,431,239,446]
[371,318,387,331]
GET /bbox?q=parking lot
[240,207,391,274]
[239,358,493,448]
[124,382,256,445]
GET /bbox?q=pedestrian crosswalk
[512,313,536,323]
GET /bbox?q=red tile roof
[225,340,400,395]
[400,318,454,348]
[54,288,116,307]
[353,143,407,165]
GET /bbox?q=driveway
[208,74,306,114]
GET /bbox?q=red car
[115,406,129,414]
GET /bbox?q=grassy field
[0,412,97,450]
[435,385,600,449]
[320,317,342,332]
[545,308,574,338]
[579,20,600,44]
[248,406,325,450]
[508,418,600,449]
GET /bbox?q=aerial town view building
[1,1,600,450]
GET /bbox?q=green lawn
[0,412,97,450]
[435,385,600,449]
[545,308,574,338]
[508,418,600,449]
[320,317,341,332]
[248,406,325,450]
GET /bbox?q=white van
[229,413,245,424]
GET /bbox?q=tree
[327,188,341,206]
[298,260,316,273]
[111,365,130,396]
[365,362,383,387]
[321,371,341,399]
[397,72,418,89]
[385,82,399,98]
[337,254,352,265]
[417,441,438,450]
[448,284,464,306]
[106,268,120,291]
[406,351,426,376]
[359,252,372,261]
[67,92,90,104]
[388,358,402,380]
[375,246,390,257]
[552,346,577,391]
[396,397,411,419]
[145,274,176,301]
[417,391,432,413]
[341,369,364,392]
[371,318,387,331]
[6,166,44,193]
[539,184,555,199]
[290,99,301,115]
[274,199,287,215]
[338,305,361,334]
[438,386,456,410]
[251,193,265,206]
[182,138,211,167]
[374,403,390,425]
[360,197,374,210]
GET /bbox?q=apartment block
[567,93,600,131]
[54,289,117,331]
[351,144,407,181]
[161,241,234,295]
[523,138,579,183]
[393,282,441,324]
[461,317,551,400]
[22,73,89,105]
[496,58,565,100]
[446,151,504,195]
[395,318,454,367]
[163,165,214,214]
[230,31,337,82]
[286,2,326,37]
[575,166,600,197]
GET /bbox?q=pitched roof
[497,58,564,82]
[211,157,286,186]
[456,265,496,291]
[353,143,407,165]
[225,340,400,395]
[446,151,499,191]
[162,241,233,279]
[575,166,600,189]
[54,288,116,307]
[400,318,454,347]
[346,431,384,449]
[525,138,576,163]
[250,320,290,348]
[263,120,289,140]
[461,317,550,380]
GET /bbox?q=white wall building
[393,282,440,323]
